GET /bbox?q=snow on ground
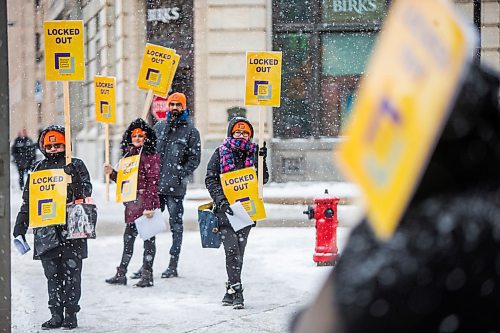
[12,227,352,332]
[9,166,362,332]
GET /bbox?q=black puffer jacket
[13,125,93,260]
[205,117,269,220]
[153,110,201,196]
[11,135,36,169]
[331,63,500,332]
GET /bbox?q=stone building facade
[8,0,500,183]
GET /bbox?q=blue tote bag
[198,202,221,248]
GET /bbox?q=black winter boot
[130,267,143,279]
[105,267,127,285]
[161,255,179,278]
[222,282,234,306]
[134,269,153,287]
[41,307,63,330]
[231,283,244,309]
[61,310,78,330]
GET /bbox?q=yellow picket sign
[94,76,116,124]
[245,51,282,107]
[137,43,176,96]
[164,53,181,97]
[220,167,266,221]
[336,0,475,240]
[29,169,67,228]
[44,20,85,81]
[116,154,141,203]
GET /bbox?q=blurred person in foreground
[291,62,500,332]
[205,117,269,309]
[13,126,92,330]
[11,128,36,190]
[131,92,201,280]
[104,118,161,288]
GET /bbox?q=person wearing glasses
[205,117,269,309]
[13,125,93,330]
[103,118,160,288]
[131,92,201,281]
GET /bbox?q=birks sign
[330,0,378,14]
[147,7,180,23]
[323,0,387,23]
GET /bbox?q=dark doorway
[147,0,194,113]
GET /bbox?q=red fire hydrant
[303,190,340,266]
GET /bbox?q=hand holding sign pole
[94,75,116,201]
[44,20,85,183]
[245,51,282,198]
[137,43,180,119]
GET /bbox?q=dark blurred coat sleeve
[68,158,92,199]
[205,148,227,206]
[13,174,31,237]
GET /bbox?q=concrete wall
[7,0,37,140]
[75,0,147,179]
[193,0,272,183]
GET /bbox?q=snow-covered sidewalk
[9,165,362,332]
[12,227,352,332]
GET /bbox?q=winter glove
[258,141,267,159]
[219,201,234,216]
[63,162,78,176]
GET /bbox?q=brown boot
[105,267,127,285]
[134,269,153,288]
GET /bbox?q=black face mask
[46,151,65,162]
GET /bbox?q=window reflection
[273,34,312,138]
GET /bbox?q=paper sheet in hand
[134,209,166,240]
[13,235,31,255]
[226,202,254,232]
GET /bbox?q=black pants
[41,256,83,313]
[159,195,184,257]
[16,166,29,190]
[220,225,252,285]
[119,223,156,272]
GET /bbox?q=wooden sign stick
[105,123,110,201]
[258,108,265,198]
[63,81,72,183]
[141,89,154,120]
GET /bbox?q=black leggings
[220,225,252,285]
[119,223,156,272]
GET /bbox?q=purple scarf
[219,138,256,173]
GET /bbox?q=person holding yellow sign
[103,118,161,288]
[205,117,268,309]
[13,125,93,330]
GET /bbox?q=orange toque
[167,92,187,110]
[131,128,147,138]
[43,131,65,146]
[231,122,252,137]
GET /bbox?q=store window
[273,0,388,138]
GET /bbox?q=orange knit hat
[167,92,187,110]
[231,121,252,136]
[131,128,147,138]
[43,131,65,146]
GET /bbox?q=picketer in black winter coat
[205,116,269,310]
[13,125,92,330]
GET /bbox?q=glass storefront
[273,0,388,138]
